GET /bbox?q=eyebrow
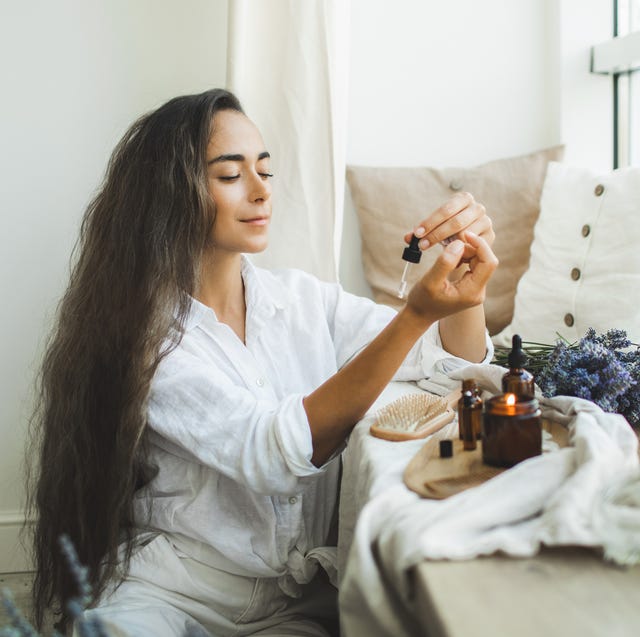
[207,151,270,165]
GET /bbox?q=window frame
[591,0,640,168]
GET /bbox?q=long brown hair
[25,88,244,629]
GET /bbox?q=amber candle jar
[482,393,542,467]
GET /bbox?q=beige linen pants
[79,534,338,637]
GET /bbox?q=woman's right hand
[404,231,498,325]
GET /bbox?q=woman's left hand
[403,192,495,260]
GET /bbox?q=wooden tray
[403,420,570,499]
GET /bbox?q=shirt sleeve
[319,281,493,380]
[147,350,327,497]
[393,321,494,381]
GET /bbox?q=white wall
[0,0,228,571]
[339,0,613,295]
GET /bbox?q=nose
[250,172,272,203]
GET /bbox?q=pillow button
[581,224,591,237]
[594,184,605,196]
[570,268,581,281]
[449,179,463,192]
[564,313,575,327]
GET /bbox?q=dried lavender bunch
[1,588,39,637]
[58,535,109,637]
[494,328,640,426]
[0,536,106,637]
[2,534,214,637]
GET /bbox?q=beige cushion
[493,162,640,347]
[346,145,564,335]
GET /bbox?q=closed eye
[218,173,273,182]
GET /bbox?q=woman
[28,88,497,636]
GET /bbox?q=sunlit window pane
[630,70,640,165]
[615,0,640,167]
[617,0,640,35]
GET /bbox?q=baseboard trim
[0,511,33,573]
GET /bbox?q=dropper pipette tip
[397,262,410,299]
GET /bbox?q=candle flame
[505,393,517,406]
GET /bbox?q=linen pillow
[493,162,640,347]
[347,146,564,335]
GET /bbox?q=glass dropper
[397,235,422,299]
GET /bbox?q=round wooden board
[404,419,570,499]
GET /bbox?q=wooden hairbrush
[369,390,458,441]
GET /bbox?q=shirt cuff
[423,324,494,376]
[273,394,333,477]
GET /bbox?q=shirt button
[581,224,591,237]
[594,184,605,196]
[564,313,575,327]
[449,179,463,192]
[288,496,298,505]
[570,268,581,281]
[256,378,265,387]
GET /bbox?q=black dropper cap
[463,391,473,407]
[439,439,453,458]
[402,235,422,264]
[507,334,528,368]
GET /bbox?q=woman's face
[206,110,273,254]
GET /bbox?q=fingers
[426,240,466,283]
[405,235,496,323]
[458,216,495,258]
[458,214,494,244]
[462,231,499,288]
[403,193,490,249]
[421,200,486,247]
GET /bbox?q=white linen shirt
[135,257,492,590]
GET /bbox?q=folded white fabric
[339,365,640,637]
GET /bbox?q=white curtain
[226,0,350,282]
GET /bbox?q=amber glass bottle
[502,334,535,399]
[459,391,480,451]
[458,379,483,440]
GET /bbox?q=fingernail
[418,238,430,250]
[448,240,464,254]
[466,231,477,239]
[414,226,426,238]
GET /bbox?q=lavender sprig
[58,536,110,637]
[2,533,209,637]
[0,589,38,637]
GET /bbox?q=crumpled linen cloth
[338,364,640,637]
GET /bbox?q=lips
[240,215,270,225]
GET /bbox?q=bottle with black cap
[458,379,483,440]
[459,391,479,451]
[502,334,535,399]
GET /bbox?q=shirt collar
[181,255,292,333]
[241,256,291,318]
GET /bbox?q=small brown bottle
[459,391,481,451]
[502,334,535,399]
[458,379,483,440]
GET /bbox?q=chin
[244,240,269,254]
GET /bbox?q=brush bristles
[374,393,448,433]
